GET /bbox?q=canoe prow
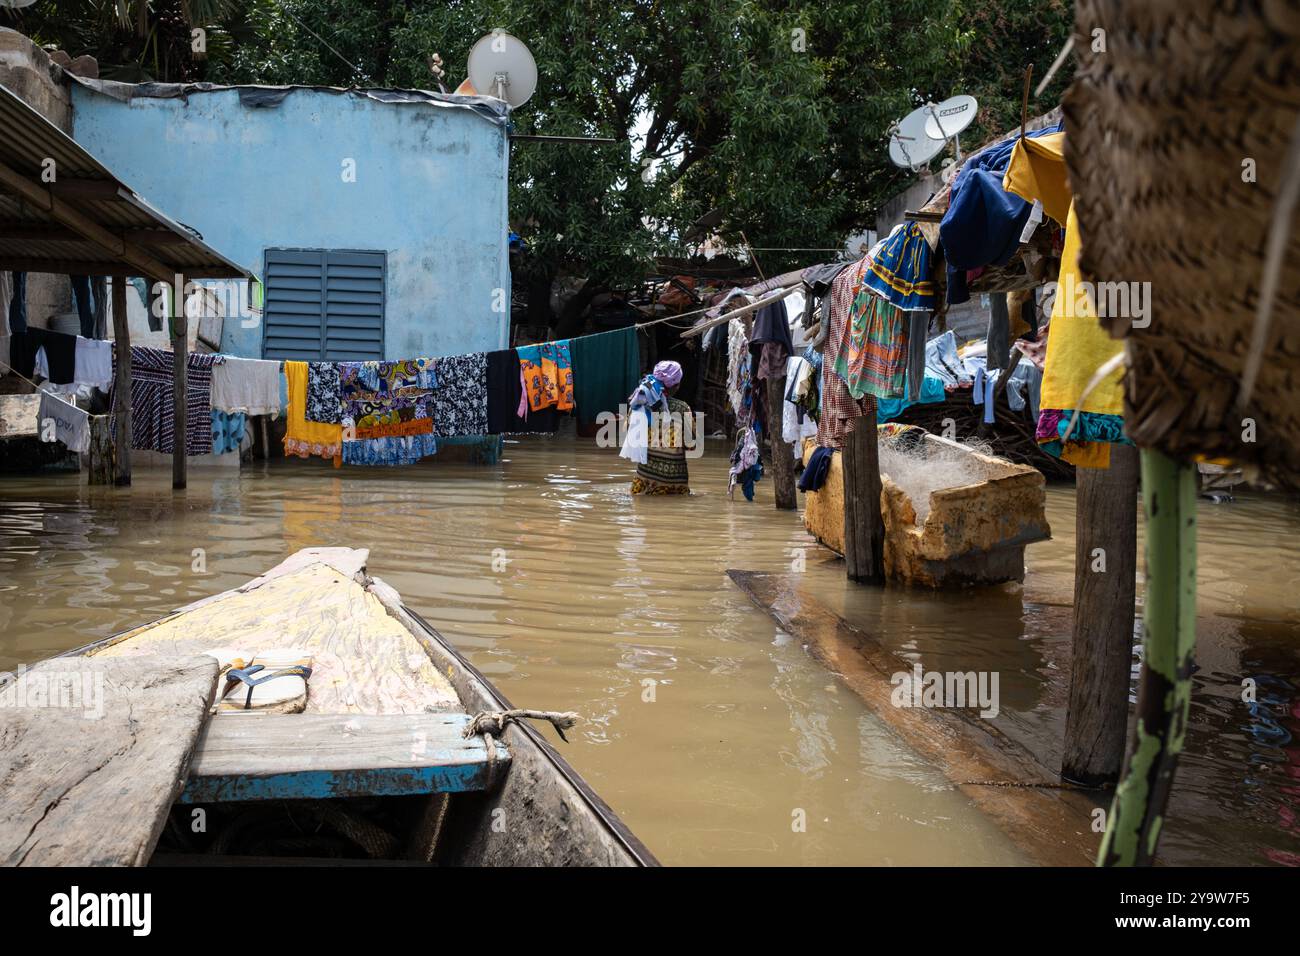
[9,547,656,867]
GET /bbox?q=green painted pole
[1098,448,1198,866]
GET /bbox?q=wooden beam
[0,159,174,284]
[172,274,187,489]
[0,257,145,276]
[0,223,81,241]
[49,178,125,201]
[767,373,797,510]
[1099,449,1198,866]
[111,277,132,486]
[1061,444,1138,786]
[842,406,885,584]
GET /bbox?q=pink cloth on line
[517,368,528,420]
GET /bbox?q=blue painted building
[68,83,511,362]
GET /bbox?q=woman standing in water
[621,360,692,495]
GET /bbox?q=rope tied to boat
[463,709,581,743]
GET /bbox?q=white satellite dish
[467,30,537,109]
[888,105,947,170]
[0,0,38,7]
[924,95,978,141]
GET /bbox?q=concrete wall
[68,84,510,360]
[0,29,75,352]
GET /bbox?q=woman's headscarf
[652,360,683,388]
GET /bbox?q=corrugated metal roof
[0,82,251,280]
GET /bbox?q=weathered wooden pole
[767,373,797,510]
[171,273,187,489]
[1099,449,1198,866]
[1061,443,1139,786]
[842,401,885,583]
[111,276,131,486]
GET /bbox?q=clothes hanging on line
[833,284,911,402]
[485,348,559,434]
[283,360,342,463]
[517,341,574,413]
[211,356,282,417]
[861,222,937,312]
[816,258,875,448]
[211,409,247,455]
[109,347,220,455]
[32,333,112,391]
[570,327,641,426]
[37,387,90,454]
[339,359,437,465]
[305,361,343,424]
[14,327,75,383]
[431,352,488,437]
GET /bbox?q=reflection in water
[0,435,1297,866]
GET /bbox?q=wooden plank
[842,408,885,583]
[1062,444,1138,786]
[767,373,797,510]
[726,569,1101,866]
[180,712,508,803]
[0,654,219,866]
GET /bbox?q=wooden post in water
[1099,449,1198,866]
[111,276,131,486]
[171,273,187,490]
[1061,444,1139,786]
[767,373,797,510]
[842,402,884,583]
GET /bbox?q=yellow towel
[283,360,342,463]
[1003,133,1124,417]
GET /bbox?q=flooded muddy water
[1,434,1297,865]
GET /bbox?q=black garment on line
[486,348,558,435]
[11,327,76,384]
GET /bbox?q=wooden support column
[1099,449,1198,867]
[842,402,885,583]
[111,277,131,486]
[172,274,187,489]
[1061,443,1139,786]
[767,373,797,510]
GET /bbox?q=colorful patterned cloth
[305,362,342,424]
[338,359,437,465]
[283,360,342,463]
[1036,407,1132,467]
[833,285,910,400]
[517,342,574,413]
[861,222,937,311]
[109,347,219,455]
[211,409,246,455]
[431,352,488,437]
[816,259,875,448]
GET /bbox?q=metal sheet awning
[0,82,250,282]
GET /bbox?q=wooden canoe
[1,548,657,867]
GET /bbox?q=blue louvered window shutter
[262,249,386,361]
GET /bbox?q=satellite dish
[467,31,537,109]
[0,0,38,7]
[924,95,978,141]
[888,105,947,170]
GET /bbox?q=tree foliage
[5,0,1073,327]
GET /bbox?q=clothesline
[0,358,110,419]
